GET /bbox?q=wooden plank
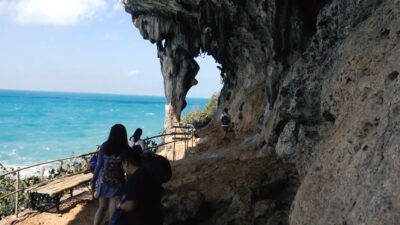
[37,175,92,197]
[40,174,92,196]
[25,170,91,193]
[33,173,92,197]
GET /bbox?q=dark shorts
[222,126,229,132]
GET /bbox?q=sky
[0,0,222,98]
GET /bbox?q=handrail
[143,124,195,141]
[172,125,194,129]
[0,151,96,177]
[144,140,176,151]
[0,189,22,200]
[142,132,192,141]
[1,131,193,177]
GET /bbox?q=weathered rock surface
[124,0,400,224]
[163,141,298,225]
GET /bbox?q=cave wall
[124,0,400,224]
[288,2,400,224]
[125,0,324,133]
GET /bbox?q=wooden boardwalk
[29,173,92,197]
[27,173,93,212]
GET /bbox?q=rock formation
[124,0,400,224]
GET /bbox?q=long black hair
[103,124,130,156]
[131,128,143,142]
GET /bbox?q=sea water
[0,90,208,168]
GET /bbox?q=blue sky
[0,0,221,98]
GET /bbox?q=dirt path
[1,192,98,225]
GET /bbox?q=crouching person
[110,149,163,225]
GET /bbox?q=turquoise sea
[0,90,208,168]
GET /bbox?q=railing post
[184,130,187,153]
[173,127,176,161]
[191,127,194,148]
[60,161,63,175]
[15,169,20,217]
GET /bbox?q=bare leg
[108,197,119,221]
[93,197,108,225]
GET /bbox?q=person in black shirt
[118,149,163,225]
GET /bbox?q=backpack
[141,152,172,184]
[221,115,230,125]
[102,156,125,187]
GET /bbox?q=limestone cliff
[124,0,400,224]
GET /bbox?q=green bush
[181,93,219,128]
[0,163,23,219]
[0,171,42,219]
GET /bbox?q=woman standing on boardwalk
[91,124,130,225]
[129,128,145,152]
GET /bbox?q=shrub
[181,93,219,129]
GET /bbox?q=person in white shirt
[128,128,145,151]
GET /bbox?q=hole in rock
[183,55,223,114]
[298,0,330,36]
[323,110,336,123]
[161,39,166,49]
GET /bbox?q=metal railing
[0,151,96,217]
[143,125,196,156]
[0,124,196,217]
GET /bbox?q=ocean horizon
[0,89,208,168]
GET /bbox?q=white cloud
[112,0,123,13]
[127,70,140,77]
[0,0,108,25]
